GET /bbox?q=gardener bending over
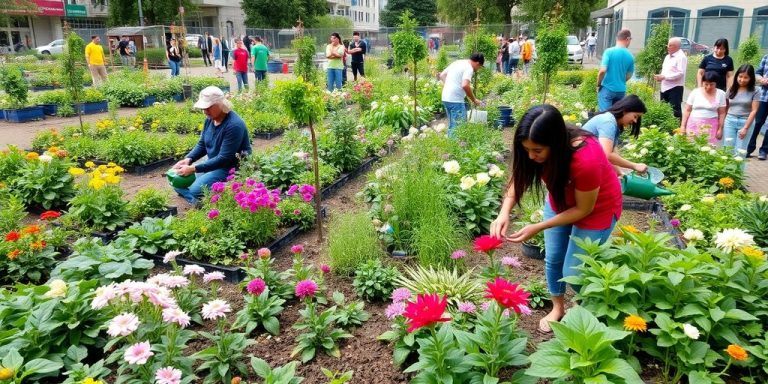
[172,86,252,204]
[439,52,485,136]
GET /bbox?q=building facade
[328,0,379,34]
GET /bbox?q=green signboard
[65,4,87,17]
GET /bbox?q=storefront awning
[591,7,614,19]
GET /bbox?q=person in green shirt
[326,32,345,91]
[250,36,270,82]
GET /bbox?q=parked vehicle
[34,39,65,55]
[677,37,710,55]
[566,35,583,64]
[185,34,203,48]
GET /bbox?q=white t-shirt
[441,60,474,103]
[586,36,597,46]
[686,88,727,119]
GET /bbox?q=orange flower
[726,344,748,361]
[25,152,39,161]
[30,240,47,250]
[22,225,41,235]
[56,150,68,158]
[7,249,21,260]
[622,225,641,234]
[623,314,647,332]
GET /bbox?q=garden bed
[252,129,285,140]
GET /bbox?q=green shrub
[435,45,449,72]
[735,34,761,66]
[276,198,316,230]
[243,111,291,134]
[318,112,364,173]
[642,101,679,134]
[553,70,592,86]
[352,258,400,301]
[117,216,177,256]
[126,187,170,221]
[0,65,30,107]
[327,211,385,276]
[636,22,671,86]
[578,70,599,111]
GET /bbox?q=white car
[566,35,583,64]
[35,39,65,55]
[185,34,203,48]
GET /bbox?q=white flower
[720,156,728,160]
[625,143,636,151]
[639,148,649,156]
[434,123,447,133]
[460,175,476,190]
[409,127,419,135]
[642,141,652,147]
[683,228,705,242]
[475,172,491,186]
[734,156,744,162]
[38,154,53,163]
[700,146,712,152]
[679,204,692,212]
[709,149,718,156]
[667,146,675,152]
[580,111,589,120]
[488,164,504,178]
[44,279,68,298]
[760,195,768,202]
[442,160,460,174]
[714,228,755,253]
[683,323,700,339]
[375,169,384,179]
[371,101,379,110]
[163,250,182,264]
[650,124,658,128]
[701,196,715,204]
[738,149,747,155]
[390,95,400,102]
[574,102,584,109]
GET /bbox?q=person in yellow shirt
[85,35,108,85]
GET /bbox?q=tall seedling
[275,78,326,240]
[292,36,318,85]
[62,25,86,130]
[391,11,427,129]
[533,24,568,103]
[636,22,671,88]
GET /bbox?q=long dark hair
[605,94,647,138]
[728,64,756,99]
[714,38,729,57]
[511,104,589,211]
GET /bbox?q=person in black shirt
[117,36,130,67]
[198,33,211,66]
[220,36,230,72]
[697,38,734,91]
[347,31,367,81]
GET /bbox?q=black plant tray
[125,157,176,175]
[149,254,247,283]
[252,129,284,140]
[622,197,659,212]
[320,157,378,200]
[153,206,178,218]
[652,203,686,250]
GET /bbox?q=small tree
[292,36,318,85]
[0,66,29,108]
[636,22,671,87]
[435,45,449,73]
[274,78,327,240]
[391,10,428,127]
[736,34,761,66]
[462,27,497,99]
[62,27,87,129]
[533,23,568,103]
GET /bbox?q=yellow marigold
[741,247,765,261]
[0,367,14,380]
[47,146,59,153]
[107,162,116,167]
[25,152,39,161]
[623,314,647,332]
[83,378,103,384]
[112,165,125,174]
[104,174,121,184]
[84,161,95,168]
[622,225,641,234]
[68,167,85,176]
[726,344,748,361]
[97,164,108,172]
[89,178,106,190]
[716,193,727,200]
[719,177,735,188]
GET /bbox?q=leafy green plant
[435,45,449,72]
[0,350,63,383]
[526,306,644,383]
[61,359,111,384]
[250,151,307,190]
[533,23,568,102]
[117,216,177,256]
[51,237,154,284]
[352,258,400,302]
[61,31,86,129]
[462,28,496,99]
[736,34,761,66]
[292,36,318,85]
[0,66,29,108]
[276,198,316,230]
[65,178,128,232]
[0,221,61,284]
[636,22,671,86]
[395,266,485,306]
[327,212,386,276]
[193,330,254,384]
[232,288,286,335]
[126,187,170,221]
[391,10,428,124]
[642,100,679,134]
[319,112,364,173]
[250,357,304,384]
[738,201,768,247]
[0,195,26,234]
[10,153,76,210]
[329,291,369,329]
[522,279,550,309]
[291,301,352,363]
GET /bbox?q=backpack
[522,41,532,61]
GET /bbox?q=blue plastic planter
[77,101,109,115]
[140,96,157,108]
[5,106,45,123]
[172,93,184,102]
[0,109,6,120]
[39,104,58,116]
[267,61,282,73]
[498,106,513,127]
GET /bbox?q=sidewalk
[745,136,768,195]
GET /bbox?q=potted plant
[1,66,44,123]
[76,88,109,115]
[515,200,546,260]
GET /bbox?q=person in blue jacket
[172,86,252,204]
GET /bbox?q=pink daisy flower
[457,302,476,314]
[155,366,182,384]
[246,278,267,295]
[201,299,231,320]
[124,341,154,365]
[501,256,522,268]
[451,250,466,259]
[391,288,411,303]
[107,312,141,337]
[182,264,205,276]
[257,248,271,258]
[203,271,225,283]
[163,250,182,264]
[290,244,304,254]
[385,302,406,319]
[162,307,191,328]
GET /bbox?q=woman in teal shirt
[326,33,345,91]
[582,95,648,174]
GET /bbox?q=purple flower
[226,174,235,181]
[293,209,302,215]
[385,302,406,319]
[295,279,318,298]
[319,264,331,274]
[274,209,282,216]
[207,209,220,219]
[391,288,411,303]
[501,256,522,268]
[246,178,256,187]
[290,244,304,254]
[287,185,299,196]
[386,139,394,146]
[211,182,226,193]
[231,182,242,192]
[299,184,316,195]
[239,252,249,260]
[517,304,532,316]
[451,250,466,259]
[457,302,476,314]
[302,193,313,202]
[246,278,266,295]
[210,194,220,204]
[670,218,680,228]
[228,168,236,175]
[480,301,492,312]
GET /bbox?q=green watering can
[621,167,674,200]
[166,168,196,189]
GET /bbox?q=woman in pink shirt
[231,38,250,93]
[490,104,622,333]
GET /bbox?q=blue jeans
[327,68,343,91]
[543,199,617,296]
[234,71,248,92]
[508,58,519,74]
[169,60,180,77]
[173,168,229,205]
[502,57,510,74]
[722,114,754,156]
[443,101,467,137]
[598,88,625,112]
[255,70,266,81]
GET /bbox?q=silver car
[35,39,65,55]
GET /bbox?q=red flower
[5,231,20,242]
[485,277,530,313]
[30,240,47,250]
[40,211,61,220]
[402,293,451,333]
[473,235,504,253]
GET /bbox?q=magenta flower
[275,209,282,216]
[385,302,406,319]
[211,182,225,193]
[239,252,249,260]
[207,209,220,219]
[391,288,412,303]
[320,264,331,274]
[287,185,299,196]
[228,167,236,175]
[210,194,220,204]
[501,256,522,268]
[293,209,302,215]
[670,218,681,228]
[302,193,313,202]
[299,184,316,195]
[226,174,235,181]
[246,178,256,187]
[290,244,304,254]
[246,278,266,295]
[257,248,271,259]
[295,279,318,299]
[451,250,466,259]
[231,182,242,192]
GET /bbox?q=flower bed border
[4,106,45,123]
[252,129,285,140]
[320,156,378,200]
[652,203,686,249]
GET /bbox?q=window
[63,17,106,29]
[646,7,690,41]
[366,13,369,22]
[366,0,369,7]
[751,7,768,48]
[695,6,743,46]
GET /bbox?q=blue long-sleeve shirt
[756,54,768,103]
[186,111,251,173]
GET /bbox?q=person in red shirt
[490,104,622,333]
[231,38,250,92]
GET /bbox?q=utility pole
[138,0,144,26]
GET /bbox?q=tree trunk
[309,117,323,242]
